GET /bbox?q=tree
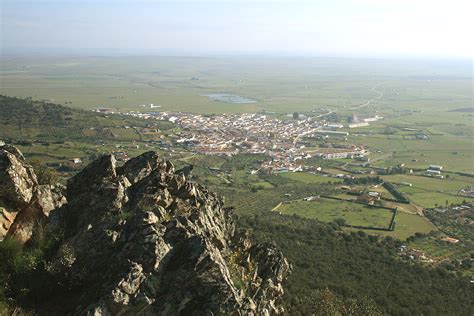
[29,159,60,185]
[334,218,347,227]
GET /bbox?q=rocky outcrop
[1,147,290,315]
[0,145,38,209]
[0,206,17,237]
[0,145,66,242]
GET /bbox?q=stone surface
[0,145,38,209]
[1,147,290,314]
[0,145,66,243]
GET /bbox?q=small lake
[203,93,257,104]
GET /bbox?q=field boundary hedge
[382,182,410,204]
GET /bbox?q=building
[303,196,320,201]
[315,130,349,136]
[327,124,344,129]
[348,122,370,128]
[407,249,426,260]
[95,108,115,114]
[71,158,82,164]
[440,237,459,244]
[363,116,383,122]
[357,192,380,205]
[348,114,359,123]
[416,133,430,140]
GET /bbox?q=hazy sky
[1,0,472,58]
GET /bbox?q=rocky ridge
[0,146,290,315]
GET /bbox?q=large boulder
[0,145,38,209]
[0,207,17,238]
[0,145,66,243]
[7,184,67,244]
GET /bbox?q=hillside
[0,95,178,175]
[0,95,173,143]
[0,145,290,314]
[1,145,472,315]
[239,213,473,315]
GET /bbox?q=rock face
[1,147,290,315]
[0,145,66,242]
[0,145,38,209]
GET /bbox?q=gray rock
[2,148,290,314]
[0,146,38,209]
[0,145,66,243]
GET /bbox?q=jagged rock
[0,145,38,209]
[7,185,67,244]
[116,151,162,183]
[0,207,17,238]
[0,145,66,243]
[39,151,290,315]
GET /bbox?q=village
[121,110,370,173]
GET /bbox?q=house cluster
[458,186,474,198]
[399,246,434,263]
[317,145,366,159]
[120,110,370,173]
[346,114,383,128]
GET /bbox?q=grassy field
[381,174,473,208]
[1,56,472,243]
[345,212,437,240]
[354,133,473,173]
[2,56,471,115]
[278,172,342,184]
[0,57,377,113]
[2,56,471,171]
[275,198,393,229]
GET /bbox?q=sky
[1,0,473,59]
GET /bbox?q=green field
[2,57,471,116]
[381,174,473,208]
[2,56,472,171]
[1,56,472,242]
[0,57,376,113]
[344,212,437,240]
[274,197,438,240]
[278,172,342,184]
[275,198,393,229]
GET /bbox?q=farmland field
[345,212,437,240]
[1,56,472,241]
[275,198,394,229]
[278,172,342,184]
[381,174,473,208]
[1,56,471,116]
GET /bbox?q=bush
[29,159,61,185]
[0,227,65,309]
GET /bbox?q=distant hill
[0,95,81,126]
[0,95,172,142]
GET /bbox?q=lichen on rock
[0,147,290,315]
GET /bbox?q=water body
[203,93,257,104]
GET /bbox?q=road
[313,83,384,118]
[350,83,384,110]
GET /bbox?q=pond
[203,93,257,104]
